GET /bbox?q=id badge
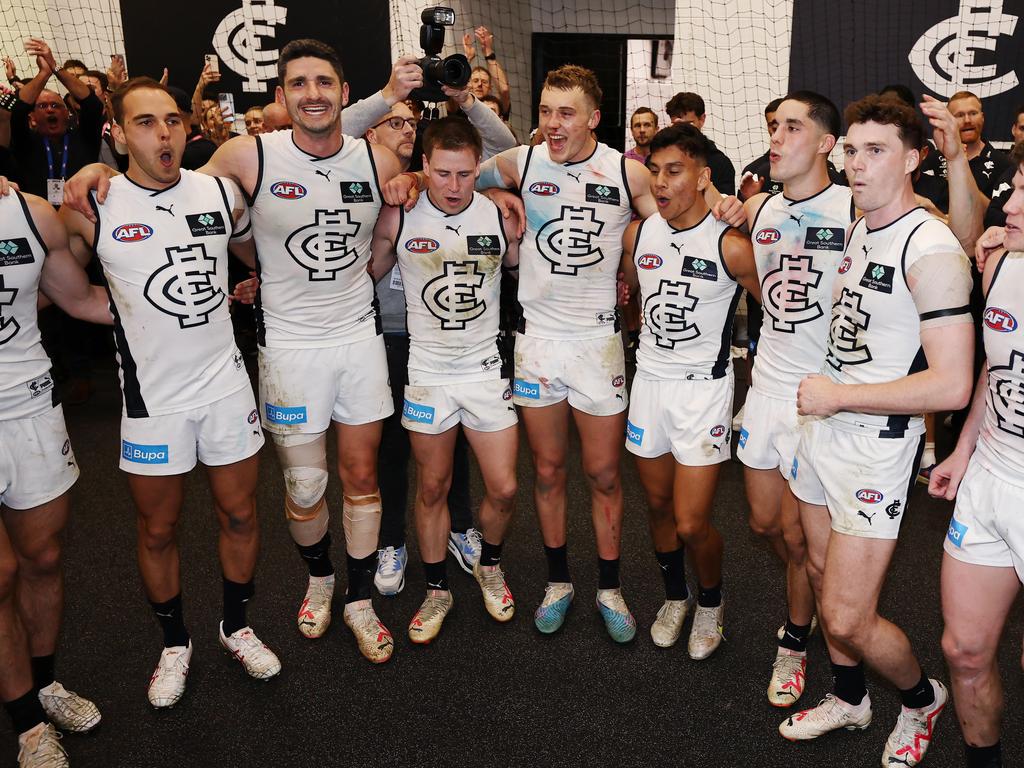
[47,178,65,206]
[389,265,404,291]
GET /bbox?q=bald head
[262,102,292,131]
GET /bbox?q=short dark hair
[111,76,172,125]
[665,92,705,119]
[84,69,109,93]
[165,85,192,116]
[277,39,344,86]
[878,84,916,107]
[765,98,784,116]
[423,116,483,160]
[648,123,711,166]
[1010,141,1024,168]
[543,65,603,110]
[480,94,502,108]
[630,107,657,125]
[844,93,924,152]
[783,90,841,139]
[61,58,87,72]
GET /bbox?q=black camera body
[413,6,470,103]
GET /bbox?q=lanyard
[44,134,70,180]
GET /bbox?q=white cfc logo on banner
[213,0,288,93]
[909,0,1019,98]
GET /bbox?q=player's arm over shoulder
[221,177,255,267]
[369,204,401,281]
[905,220,973,332]
[624,157,656,218]
[370,141,402,185]
[477,146,522,191]
[500,204,520,269]
[199,134,258,197]
[619,219,641,294]
[722,226,761,302]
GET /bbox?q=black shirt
[706,138,735,196]
[10,92,105,200]
[984,163,1016,228]
[181,129,217,171]
[969,141,1012,198]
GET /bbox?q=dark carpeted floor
[2,356,1020,768]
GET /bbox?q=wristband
[484,53,496,61]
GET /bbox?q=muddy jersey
[250,130,382,348]
[750,184,855,399]
[633,210,740,380]
[825,207,965,437]
[517,141,633,340]
[93,172,248,417]
[396,192,508,385]
[0,191,56,420]
[976,253,1024,483]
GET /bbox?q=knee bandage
[343,492,382,559]
[274,432,330,546]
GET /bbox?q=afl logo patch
[502,387,513,401]
[529,181,559,196]
[637,253,663,270]
[754,228,780,244]
[838,255,852,274]
[612,375,625,388]
[61,439,70,456]
[271,181,307,199]
[984,307,1018,333]
[247,409,258,424]
[113,224,153,242]
[406,238,440,254]
[710,424,726,438]
[856,488,883,504]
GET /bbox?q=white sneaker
[447,528,482,574]
[650,598,693,648]
[779,693,873,741]
[881,679,947,766]
[688,600,725,660]
[147,642,192,708]
[38,681,101,733]
[17,723,67,768]
[297,575,334,638]
[343,599,394,663]
[219,623,281,680]
[767,648,807,707]
[374,545,407,596]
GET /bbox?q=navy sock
[423,559,448,591]
[544,544,571,583]
[900,671,935,709]
[697,582,722,608]
[597,557,620,590]
[4,689,47,735]
[965,741,1002,768]
[150,593,190,648]
[831,661,867,706]
[31,655,55,691]
[344,552,377,603]
[655,548,688,600]
[296,531,334,578]
[778,619,812,653]
[479,539,503,567]
[222,577,254,636]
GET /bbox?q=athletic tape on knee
[275,431,330,546]
[343,492,382,559]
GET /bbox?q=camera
[413,6,470,103]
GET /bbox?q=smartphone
[205,54,219,74]
[217,92,235,120]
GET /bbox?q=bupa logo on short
[122,440,168,464]
[754,228,780,245]
[856,488,884,504]
[271,181,307,199]
[637,253,663,270]
[984,307,1018,333]
[529,182,559,196]
[113,223,153,242]
[406,238,440,254]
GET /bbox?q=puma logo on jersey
[789,212,804,225]
[155,204,174,216]
[445,224,462,235]
[857,510,876,525]
[422,260,487,329]
[144,243,225,328]
[645,279,700,347]
[762,254,824,333]
[536,205,605,275]
[0,275,20,344]
[827,288,873,370]
[670,243,683,254]
[988,350,1024,438]
[315,169,332,181]
[861,244,871,258]
[286,209,362,280]
[566,171,582,182]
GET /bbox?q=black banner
[118,0,391,112]
[789,0,1024,141]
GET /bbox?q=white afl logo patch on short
[405,238,440,254]
[113,223,153,242]
[984,307,1018,333]
[271,181,307,199]
[856,488,883,504]
[754,228,780,245]
[529,181,559,196]
[637,254,663,270]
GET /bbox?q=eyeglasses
[373,116,417,131]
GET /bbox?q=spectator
[243,105,264,135]
[983,103,1024,229]
[166,85,216,170]
[462,26,511,116]
[202,102,231,145]
[261,101,291,131]
[665,91,736,193]
[948,90,1011,199]
[625,106,657,163]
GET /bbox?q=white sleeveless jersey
[750,184,855,399]
[517,141,633,340]
[396,192,508,386]
[976,253,1024,484]
[0,192,57,420]
[824,207,963,437]
[633,211,741,380]
[250,130,382,348]
[93,172,248,418]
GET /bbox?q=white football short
[401,379,517,435]
[789,417,922,540]
[512,333,627,416]
[625,373,733,466]
[120,386,265,476]
[259,336,393,434]
[737,387,802,476]
[0,405,79,510]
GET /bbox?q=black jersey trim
[104,284,148,418]
[494,200,509,255]
[519,144,536,192]
[248,135,264,206]
[253,248,266,348]
[899,220,929,288]
[232,220,252,239]
[562,140,598,167]
[87,194,101,253]
[905,435,926,497]
[849,197,857,222]
[395,204,405,253]
[920,305,971,321]
[782,182,834,206]
[213,176,234,227]
[718,226,737,282]
[290,130,345,161]
[122,172,182,196]
[632,217,646,263]
[987,250,1010,295]
[366,140,384,203]
[749,193,773,235]
[712,285,743,379]
[50,368,61,409]
[668,208,713,234]
[866,206,924,235]
[620,153,634,211]
[15,191,49,256]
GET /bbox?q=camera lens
[441,56,470,88]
